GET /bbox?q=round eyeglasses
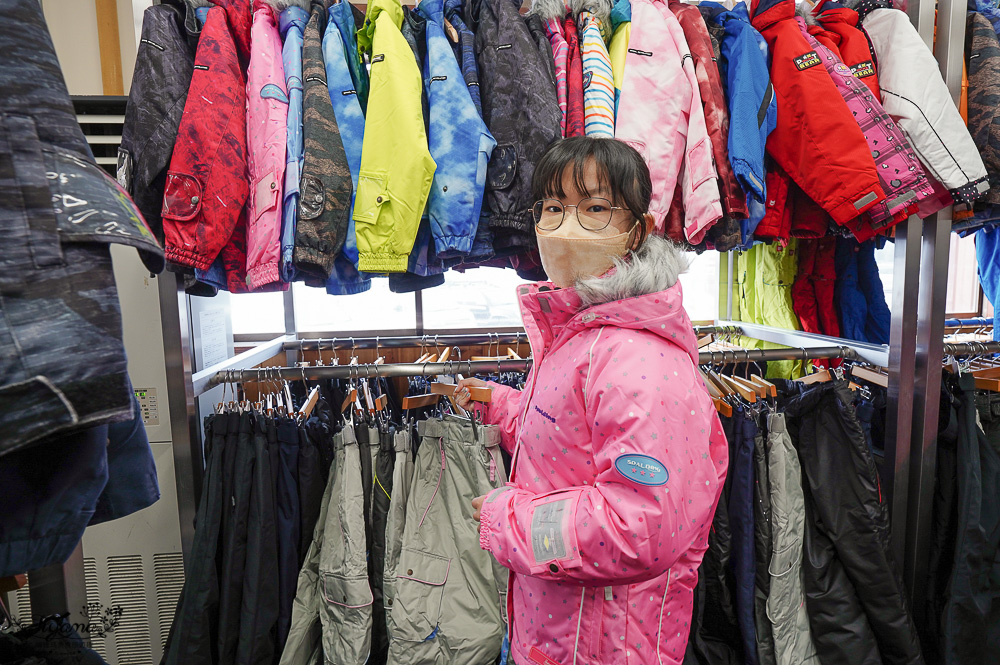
[532,197,629,232]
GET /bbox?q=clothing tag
[628,48,653,57]
[614,454,669,486]
[496,44,513,51]
[372,54,385,63]
[793,51,821,71]
[604,586,613,601]
[194,64,209,70]
[529,646,565,665]
[305,75,327,85]
[430,75,448,82]
[468,82,479,86]
[850,60,875,77]
[342,90,358,96]
[853,192,879,209]
[140,38,165,51]
[583,71,593,89]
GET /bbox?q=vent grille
[72,96,127,176]
[83,557,109,658]
[153,553,185,649]
[14,575,31,624]
[107,555,152,665]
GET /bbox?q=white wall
[41,0,144,95]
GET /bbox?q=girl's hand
[472,494,486,521]
[456,377,489,409]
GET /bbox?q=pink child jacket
[246,1,288,290]
[614,0,722,243]
[477,237,729,665]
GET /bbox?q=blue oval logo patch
[260,83,289,104]
[614,454,668,486]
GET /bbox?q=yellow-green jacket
[354,0,436,273]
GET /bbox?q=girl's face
[550,159,640,239]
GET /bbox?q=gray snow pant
[765,413,819,665]
[386,416,508,665]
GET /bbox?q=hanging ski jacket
[246,1,287,290]
[669,0,748,221]
[355,0,436,272]
[563,14,586,137]
[750,0,886,230]
[119,1,197,247]
[533,0,570,136]
[331,0,369,113]
[212,0,253,66]
[798,19,932,240]
[835,237,890,345]
[163,4,249,271]
[779,380,926,665]
[292,3,353,281]
[444,0,484,117]
[608,0,630,119]
[323,1,371,295]
[471,0,562,249]
[477,236,729,665]
[851,3,989,208]
[418,0,497,257]
[576,0,616,137]
[701,2,774,219]
[277,4,308,282]
[616,0,722,243]
[812,0,880,99]
[966,12,1000,209]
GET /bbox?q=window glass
[680,251,720,322]
[422,268,524,330]
[946,233,980,315]
[230,291,285,335]
[291,279,417,332]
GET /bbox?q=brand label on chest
[628,48,653,57]
[850,60,875,78]
[614,454,668,486]
[793,50,821,71]
[371,54,385,63]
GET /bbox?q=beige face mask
[536,221,637,288]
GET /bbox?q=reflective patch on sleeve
[614,454,669,486]
[531,500,569,563]
[485,487,512,503]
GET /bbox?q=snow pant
[764,413,819,665]
[386,416,508,665]
[753,425,776,665]
[729,410,759,665]
[275,417,302,654]
[369,428,403,665]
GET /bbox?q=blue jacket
[978,226,1000,341]
[279,7,309,283]
[332,0,370,113]
[322,3,373,295]
[701,2,775,215]
[417,0,496,257]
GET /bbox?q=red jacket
[564,15,585,137]
[162,5,249,271]
[750,0,885,228]
[813,0,881,100]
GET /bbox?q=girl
[457,137,728,665]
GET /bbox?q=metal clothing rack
[198,342,862,395]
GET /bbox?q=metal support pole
[903,0,964,625]
[282,288,298,367]
[884,218,922,563]
[159,271,201,560]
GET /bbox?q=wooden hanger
[850,365,889,388]
[706,369,734,398]
[729,374,767,399]
[298,386,320,420]
[341,387,358,414]
[430,381,492,403]
[797,368,832,384]
[719,374,757,403]
[750,374,777,398]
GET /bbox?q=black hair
[532,137,653,250]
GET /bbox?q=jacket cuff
[165,245,213,271]
[247,261,281,291]
[358,252,409,273]
[292,243,337,282]
[826,186,885,226]
[478,486,513,552]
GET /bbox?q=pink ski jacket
[477,236,729,665]
[246,1,288,290]
[615,0,723,243]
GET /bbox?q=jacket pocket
[686,138,714,192]
[486,144,517,191]
[162,172,202,221]
[354,171,388,224]
[252,169,280,221]
[387,548,450,642]
[298,174,325,221]
[766,538,801,625]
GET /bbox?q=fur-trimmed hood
[575,234,689,307]
[529,0,569,20]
